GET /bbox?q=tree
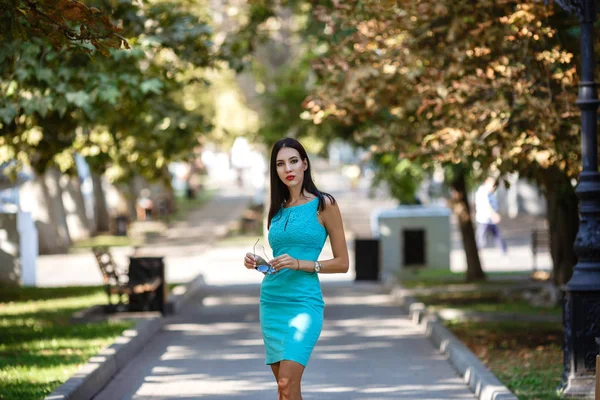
[0,0,214,177]
[303,0,581,284]
[0,0,128,54]
[0,0,217,250]
[219,0,355,153]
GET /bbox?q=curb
[386,278,518,400]
[44,317,161,400]
[70,305,162,324]
[165,273,207,314]
[46,271,207,400]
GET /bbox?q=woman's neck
[287,188,306,204]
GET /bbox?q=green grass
[171,188,217,222]
[398,268,534,289]
[446,320,564,400]
[414,291,562,316]
[71,234,143,250]
[215,235,262,247]
[0,285,136,400]
[70,189,217,252]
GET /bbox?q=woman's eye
[291,159,298,164]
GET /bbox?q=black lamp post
[551,0,600,397]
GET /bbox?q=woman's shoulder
[318,192,337,211]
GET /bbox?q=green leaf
[15,68,31,81]
[140,79,163,95]
[0,105,18,124]
[65,91,91,108]
[55,97,69,118]
[36,68,53,83]
[98,85,121,105]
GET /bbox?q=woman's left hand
[270,254,298,272]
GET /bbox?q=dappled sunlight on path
[94,282,474,400]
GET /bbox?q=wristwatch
[313,261,322,273]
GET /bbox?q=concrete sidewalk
[93,281,475,400]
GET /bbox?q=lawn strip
[445,320,564,400]
[398,269,534,289]
[0,286,137,400]
[413,291,561,316]
[171,188,217,222]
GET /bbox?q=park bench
[92,246,163,313]
[531,229,550,272]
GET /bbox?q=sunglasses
[253,238,277,275]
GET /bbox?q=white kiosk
[0,171,38,286]
[375,206,451,282]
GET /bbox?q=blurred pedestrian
[475,176,507,254]
[243,137,349,400]
[136,188,153,221]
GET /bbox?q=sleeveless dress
[260,197,328,367]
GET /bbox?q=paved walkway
[94,282,474,400]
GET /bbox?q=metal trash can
[115,215,128,236]
[128,256,167,314]
[354,238,380,281]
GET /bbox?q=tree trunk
[112,180,138,222]
[113,183,135,221]
[91,173,110,233]
[542,167,578,286]
[126,180,138,221]
[448,167,485,282]
[161,165,177,213]
[25,168,71,254]
[61,173,91,241]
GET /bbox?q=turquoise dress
[261,197,327,367]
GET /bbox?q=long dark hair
[267,138,335,229]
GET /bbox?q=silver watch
[313,261,322,273]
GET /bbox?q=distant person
[137,188,153,221]
[243,138,349,400]
[475,177,507,254]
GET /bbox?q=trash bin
[115,215,128,236]
[354,238,380,281]
[128,256,167,313]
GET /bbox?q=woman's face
[275,147,307,188]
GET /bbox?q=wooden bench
[531,229,551,271]
[92,246,162,312]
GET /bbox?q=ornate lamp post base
[562,291,600,398]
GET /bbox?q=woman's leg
[270,362,280,398]
[277,360,305,400]
[270,362,280,380]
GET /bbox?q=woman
[243,138,349,400]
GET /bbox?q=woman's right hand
[244,252,257,270]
